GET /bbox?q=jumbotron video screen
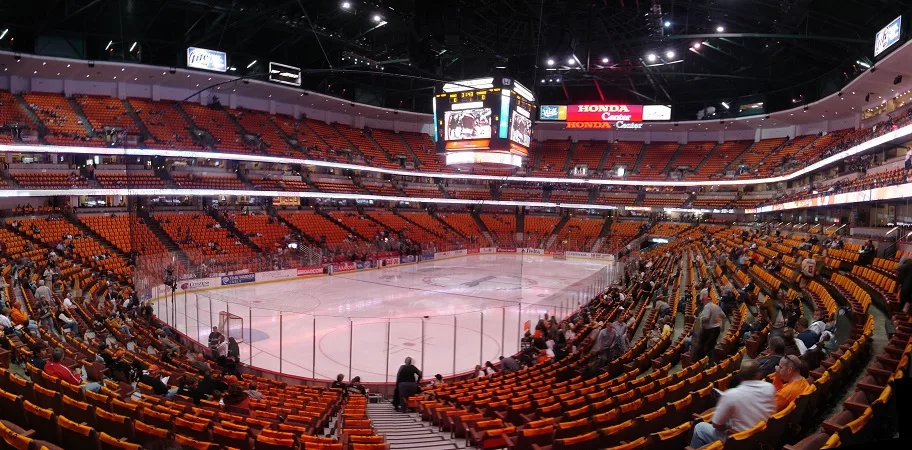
[433,77,536,168]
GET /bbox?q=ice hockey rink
[158,254,618,382]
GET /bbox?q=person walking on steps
[393,356,421,412]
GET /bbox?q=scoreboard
[434,77,536,167]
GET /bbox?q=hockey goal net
[217,311,245,343]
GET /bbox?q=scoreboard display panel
[434,77,536,167]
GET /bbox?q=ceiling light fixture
[647,54,657,62]
[0,29,7,40]
[341,1,351,9]
[567,57,576,65]
[664,21,671,27]
[546,59,554,66]
[716,26,725,32]
[373,14,382,22]
[130,42,138,52]
[665,50,675,59]
[601,57,609,63]
[105,40,113,50]
[246,60,257,69]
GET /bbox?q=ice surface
[160,254,618,382]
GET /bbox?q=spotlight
[130,42,138,52]
[105,40,113,50]
[567,57,575,65]
[0,29,8,40]
[716,26,725,32]
[647,54,657,62]
[246,60,257,69]
[664,21,671,27]
[373,15,382,22]
[665,50,675,59]
[601,57,609,64]
[341,1,351,8]
[693,42,701,49]
[546,58,554,66]
[721,102,730,110]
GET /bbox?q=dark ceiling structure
[1,0,910,118]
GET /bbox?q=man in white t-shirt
[690,360,775,447]
[693,294,725,363]
[35,280,53,304]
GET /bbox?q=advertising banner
[186,47,228,72]
[522,248,545,255]
[480,247,496,254]
[875,15,903,57]
[467,248,480,254]
[254,269,297,282]
[332,262,357,273]
[297,266,325,276]
[422,252,436,261]
[496,247,518,253]
[402,255,417,263]
[180,278,216,291]
[381,257,401,266]
[220,273,255,286]
[567,104,645,122]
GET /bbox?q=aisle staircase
[366,402,463,450]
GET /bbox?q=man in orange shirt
[773,354,809,411]
[7,304,38,335]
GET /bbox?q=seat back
[99,432,142,450]
[645,422,692,450]
[514,425,554,450]
[0,388,28,426]
[0,419,33,450]
[173,416,211,441]
[31,384,62,412]
[212,425,251,450]
[723,421,767,450]
[57,415,100,450]
[133,421,170,445]
[173,434,219,450]
[23,400,59,445]
[255,433,296,450]
[61,395,97,427]
[554,431,600,450]
[95,408,135,441]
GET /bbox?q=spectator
[898,255,911,315]
[331,374,346,390]
[474,365,486,378]
[795,318,819,350]
[44,348,102,393]
[227,337,240,359]
[781,328,802,357]
[189,353,211,373]
[757,336,786,377]
[142,365,178,399]
[499,355,520,373]
[689,360,775,448]
[208,327,223,355]
[693,293,724,363]
[484,361,498,375]
[57,308,80,335]
[393,356,421,412]
[346,376,366,396]
[35,280,53,304]
[223,383,251,411]
[429,374,445,387]
[773,355,810,411]
[197,371,227,400]
[245,382,264,400]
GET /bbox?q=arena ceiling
[1,0,910,117]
